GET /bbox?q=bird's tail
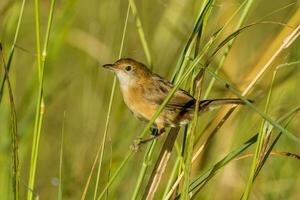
[198,98,251,112]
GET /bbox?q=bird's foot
[130,128,166,150]
[130,137,154,151]
[130,138,143,151]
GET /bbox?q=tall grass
[0,0,25,199]
[1,43,19,200]
[57,111,65,200]
[27,0,56,199]
[92,3,130,199]
[0,0,299,199]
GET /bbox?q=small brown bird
[103,58,246,142]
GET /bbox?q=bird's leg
[138,128,165,144]
[150,127,159,136]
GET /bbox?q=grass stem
[27,0,56,199]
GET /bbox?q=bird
[102,58,247,144]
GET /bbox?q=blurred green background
[0,0,300,199]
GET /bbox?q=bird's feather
[143,74,196,111]
[144,74,247,112]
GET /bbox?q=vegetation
[0,0,299,199]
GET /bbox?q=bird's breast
[120,84,157,122]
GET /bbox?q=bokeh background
[0,0,300,199]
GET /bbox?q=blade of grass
[124,1,158,197]
[58,111,65,200]
[206,21,292,67]
[123,0,162,196]
[206,68,300,143]
[162,157,180,198]
[179,19,268,194]
[94,1,162,198]
[253,123,292,180]
[1,43,19,200]
[242,23,300,95]
[0,0,26,104]
[242,60,300,199]
[181,0,217,196]
[129,0,152,67]
[187,134,258,198]
[142,128,180,200]
[131,140,157,200]
[276,60,300,69]
[105,138,113,200]
[85,3,130,200]
[164,104,300,199]
[191,16,297,153]
[235,151,300,161]
[164,20,300,196]
[181,4,216,193]
[184,3,256,195]
[181,82,201,199]
[97,151,134,200]
[27,0,56,199]
[190,12,300,185]
[159,134,187,199]
[242,66,277,200]
[203,0,254,98]
[173,0,214,83]
[189,109,299,198]
[199,24,300,148]
[164,2,250,196]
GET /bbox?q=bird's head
[102,58,152,85]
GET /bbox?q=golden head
[103,58,152,85]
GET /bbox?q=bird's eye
[125,65,132,71]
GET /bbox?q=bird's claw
[130,138,143,151]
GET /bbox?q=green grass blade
[242,62,300,199]
[92,3,130,200]
[118,2,155,198]
[242,68,276,200]
[131,140,157,200]
[204,3,296,98]
[97,151,134,200]
[173,0,214,83]
[206,69,300,143]
[0,0,26,104]
[162,157,180,198]
[1,43,20,200]
[188,134,258,197]
[129,0,152,66]
[27,0,56,199]
[206,21,290,67]
[254,112,299,180]
[181,1,215,197]
[188,104,300,197]
[204,0,254,98]
[58,112,65,200]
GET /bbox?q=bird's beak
[102,63,115,70]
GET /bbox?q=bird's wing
[144,74,195,110]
